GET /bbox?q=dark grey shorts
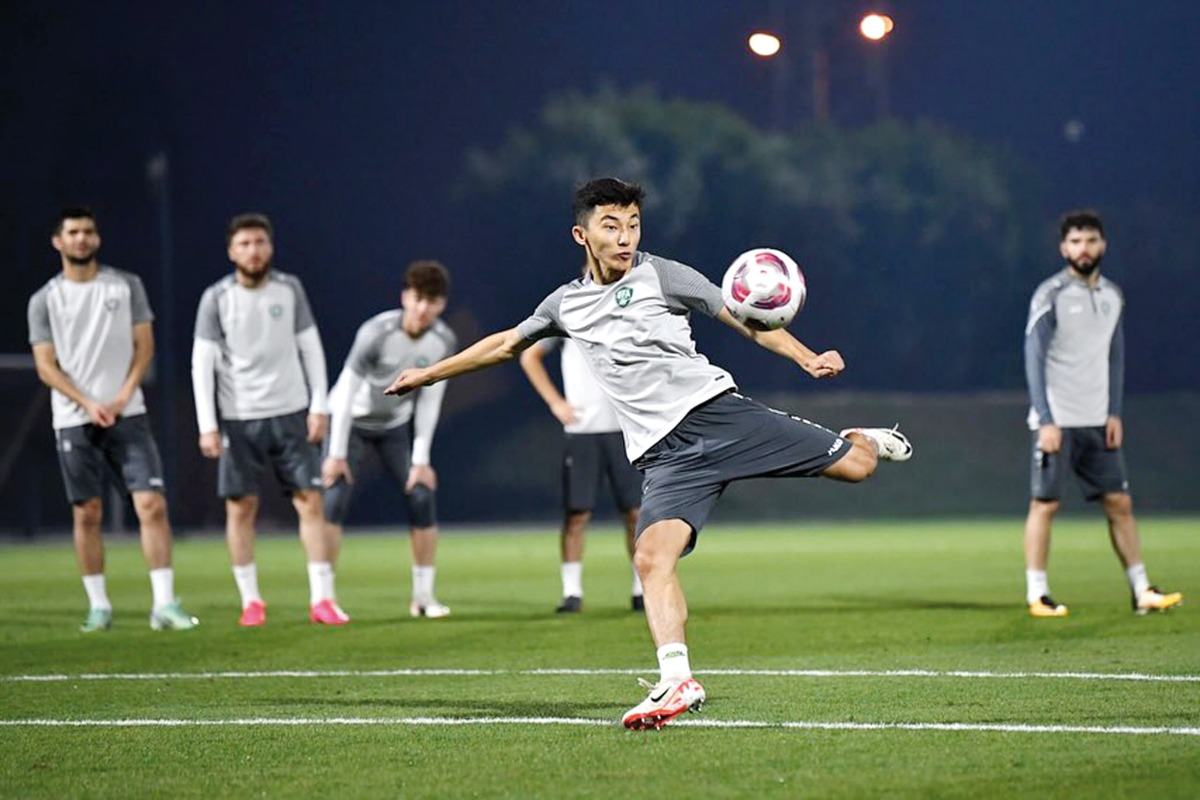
[55,414,165,504]
[633,391,849,555]
[563,431,642,514]
[218,410,322,498]
[323,423,436,527]
[1030,427,1130,502]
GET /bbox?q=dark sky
[4,0,1198,374]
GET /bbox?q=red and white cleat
[621,677,706,731]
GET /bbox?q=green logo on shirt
[615,287,633,308]
[104,299,119,311]
[1101,301,1111,315]
[415,356,430,368]
[269,304,283,319]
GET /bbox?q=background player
[321,261,457,618]
[520,335,643,613]
[191,213,348,627]
[1023,210,1182,617]
[29,207,198,632]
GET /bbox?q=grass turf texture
[1,519,1197,799]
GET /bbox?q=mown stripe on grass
[0,717,1197,737]
[4,668,1199,682]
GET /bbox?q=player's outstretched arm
[717,307,843,379]
[384,327,529,396]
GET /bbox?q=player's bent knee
[823,444,877,483]
[73,497,104,528]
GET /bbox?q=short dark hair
[405,259,450,299]
[227,212,273,245]
[572,178,645,226]
[55,206,97,235]
[1060,210,1104,239]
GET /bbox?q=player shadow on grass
[280,695,620,716]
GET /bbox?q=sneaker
[149,600,199,631]
[309,598,351,625]
[631,595,645,612]
[238,600,267,627]
[555,595,583,614]
[621,677,706,731]
[1133,586,1183,615]
[1029,595,1069,618]
[839,425,913,461]
[80,608,113,633]
[409,600,451,619]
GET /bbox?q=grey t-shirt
[515,251,735,461]
[193,270,320,420]
[28,266,153,429]
[1024,268,1125,429]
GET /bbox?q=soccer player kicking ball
[384,178,911,730]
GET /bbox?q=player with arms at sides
[1023,210,1182,618]
[321,261,457,619]
[28,207,198,632]
[191,213,349,627]
[385,178,912,729]
[520,333,644,613]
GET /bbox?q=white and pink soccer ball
[721,247,807,331]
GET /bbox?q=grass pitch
[2,518,1197,798]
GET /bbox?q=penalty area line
[0,717,1197,737]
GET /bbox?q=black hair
[227,212,274,245]
[1059,210,1104,239]
[55,206,97,235]
[405,260,450,299]
[572,178,645,226]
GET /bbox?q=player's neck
[235,268,270,288]
[61,261,99,282]
[1067,265,1100,287]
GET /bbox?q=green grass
[2,519,1197,799]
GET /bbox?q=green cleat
[80,608,113,633]
[149,600,199,631]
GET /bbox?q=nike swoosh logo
[650,688,670,702]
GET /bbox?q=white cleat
[409,600,452,619]
[840,425,913,462]
[621,677,706,731]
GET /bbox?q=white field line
[0,716,1196,737]
[4,668,1199,683]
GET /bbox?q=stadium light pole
[747,31,791,130]
[858,13,895,118]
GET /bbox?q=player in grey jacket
[384,178,911,730]
[1022,210,1182,618]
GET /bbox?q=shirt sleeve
[1108,307,1125,418]
[191,338,221,434]
[296,326,329,414]
[193,287,223,342]
[515,284,569,342]
[292,277,317,333]
[1024,284,1057,426]
[326,365,364,460]
[126,272,155,324]
[27,288,51,345]
[649,257,725,317]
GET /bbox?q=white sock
[630,564,644,598]
[657,642,691,683]
[82,574,111,611]
[561,561,583,598]
[412,565,435,604]
[307,561,334,605]
[1025,569,1049,605]
[1126,563,1150,596]
[149,567,175,611]
[232,563,262,609]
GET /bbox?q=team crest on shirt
[269,304,283,318]
[104,299,119,311]
[615,287,633,307]
[1101,301,1111,315]
[415,356,430,367]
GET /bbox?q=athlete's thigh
[324,427,368,524]
[55,424,108,503]
[266,411,322,494]
[563,433,602,513]
[106,415,166,495]
[705,392,846,481]
[372,424,413,491]
[219,419,268,498]
[1067,427,1129,500]
[1030,431,1065,501]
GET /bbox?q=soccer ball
[721,248,806,330]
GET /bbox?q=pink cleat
[309,599,350,626]
[238,600,267,627]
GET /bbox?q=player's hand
[1105,416,1123,450]
[384,368,430,397]
[406,464,438,492]
[102,392,131,421]
[807,350,845,379]
[83,399,116,428]
[321,456,353,488]
[198,431,223,458]
[1037,424,1062,454]
[307,413,329,444]
[550,399,580,426]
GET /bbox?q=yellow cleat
[1029,595,1069,618]
[1133,587,1183,615]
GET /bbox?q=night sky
[3,1,1199,526]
